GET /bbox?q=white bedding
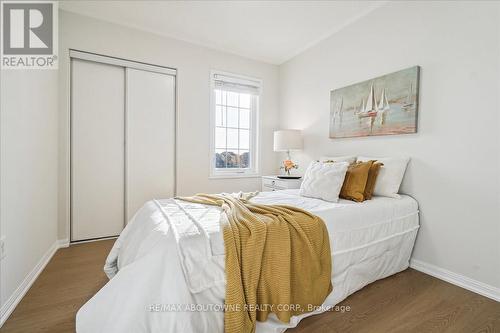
[76,189,419,333]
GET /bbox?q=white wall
[58,11,280,240]
[279,1,500,288]
[0,70,59,311]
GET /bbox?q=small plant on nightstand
[280,160,299,176]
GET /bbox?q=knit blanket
[180,193,332,333]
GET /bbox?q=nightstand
[261,176,302,192]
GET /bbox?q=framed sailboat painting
[329,66,420,138]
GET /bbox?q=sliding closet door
[71,59,125,241]
[126,69,176,220]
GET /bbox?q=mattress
[251,190,419,332]
[77,190,419,333]
[252,189,418,253]
[253,189,418,273]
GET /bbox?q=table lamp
[273,129,303,178]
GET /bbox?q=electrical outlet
[0,236,6,260]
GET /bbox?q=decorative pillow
[320,155,357,164]
[364,162,383,200]
[339,160,374,202]
[299,161,349,202]
[357,156,410,198]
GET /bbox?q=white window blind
[213,73,261,95]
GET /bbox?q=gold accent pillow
[339,160,374,202]
[364,162,383,200]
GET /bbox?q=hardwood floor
[288,270,500,333]
[1,240,114,333]
[1,240,499,333]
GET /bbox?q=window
[210,71,261,177]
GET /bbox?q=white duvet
[76,190,419,333]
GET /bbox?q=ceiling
[59,1,385,65]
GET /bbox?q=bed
[76,189,419,333]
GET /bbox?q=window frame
[209,70,261,179]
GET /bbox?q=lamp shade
[273,129,303,151]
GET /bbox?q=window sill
[209,173,261,180]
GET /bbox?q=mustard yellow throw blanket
[180,193,332,333]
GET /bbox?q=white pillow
[320,155,357,164]
[357,156,410,198]
[299,161,349,202]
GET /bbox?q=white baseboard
[410,259,500,302]
[57,238,70,248]
[0,239,68,327]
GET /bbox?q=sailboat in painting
[377,88,390,125]
[358,84,378,119]
[355,98,365,115]
[357,84,379,132]
[377,88,390,112]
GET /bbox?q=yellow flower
[283,160,296,171]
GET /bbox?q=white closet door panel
[72,59,125,241]
[126,69,175,220]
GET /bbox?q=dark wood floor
[1,240,499,333]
